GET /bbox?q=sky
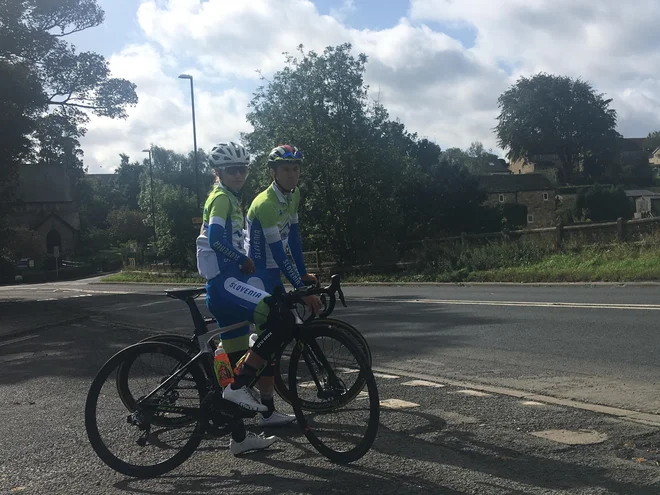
[67,0,660,173]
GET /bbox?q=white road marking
[0,335,39,347]
[380,399,420,409]
[373,372,400,379]
[353,297,660,311]
[137,300,172,308]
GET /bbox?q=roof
[35,212,81,232]
[624,189,660,198]
[471,159,510,175]
[478,173,555,193]
[17,164,74,203]
[622,137,647,152]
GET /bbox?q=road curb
[93,280,660,288]
[372,365,660,427]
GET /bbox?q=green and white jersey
[196,183,247,280]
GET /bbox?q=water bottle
[233,334,259,376]
[214,343,234,387]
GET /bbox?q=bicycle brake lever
[338,288,347,307]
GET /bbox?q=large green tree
[1,0,138,256]
[244,44,417,262]
[495,73,620,184]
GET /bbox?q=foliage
[495,73,621,184]
[575,185,633,222]
[243,43,496,262]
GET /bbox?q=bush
[575,185,633,222]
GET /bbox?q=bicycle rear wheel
[274,319,370,411]
[289,324,379,463]
[85,342,207,478]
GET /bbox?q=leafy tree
[575,185,633,222]
[107,209,152,246]
[114,154,144,210]
[244,44,417,262]
[2,0,138,176]
[495,73,620,183]
[140,181,198,267]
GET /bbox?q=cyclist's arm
[287,214,307,276]
[259,204,305,289]
[208,195,248,264]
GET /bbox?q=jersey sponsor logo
[225,278,267,304]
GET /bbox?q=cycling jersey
[245,183,307,289]
[196,183,247,281]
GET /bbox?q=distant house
[649,147,660,177]
[470,158,511,175]
[478,173,556,228]
[635,195,660,218]
[9,164,80,256]
[508,137,653,184]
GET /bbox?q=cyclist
[196,141,321,454]
[245,144,318,293]
[243,144,319,423]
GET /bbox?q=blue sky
[73,0,660,173]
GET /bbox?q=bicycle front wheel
[275,319,371,410]
[289,323,380,464]
[85,342,207,478]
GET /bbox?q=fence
[302,216,660,273]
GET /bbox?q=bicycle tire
[138,334,199,356]
[288,324,379,463]
[85,342,207,478]
[116,334,204,426]
[274,319,370,410]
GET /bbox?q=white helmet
[209,142,250,168]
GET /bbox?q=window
[498,194,505,203]
[543,192,549,201]
[527,214,534,224]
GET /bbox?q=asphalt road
[1,278,660,494]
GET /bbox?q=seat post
[184,297,208,336]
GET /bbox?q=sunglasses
[224,165,249,175]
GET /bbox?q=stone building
[10,164,80,256]
[479,173,556,228]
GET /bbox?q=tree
[107,209,152,246]
[2,0,138,176]
[114,154,144,210]
[495,73,620,184]
[244,44,416,262]
[575,185,633,222]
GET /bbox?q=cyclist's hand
[240,257,255,274]
[302,273,319,287]
[303,294,323,315]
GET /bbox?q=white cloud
[82,43,251,172]
[80,0,660,172]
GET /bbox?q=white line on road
[0,334,39,347]
[352,297,660,311]
[136,300,171,308]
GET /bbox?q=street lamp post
[142,148,157,247]
[178,73,201,211]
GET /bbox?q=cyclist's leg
[246,270,293,423]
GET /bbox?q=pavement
[1,278,660,493]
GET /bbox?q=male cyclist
[246,144,318,292]
[243,145,320,421]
